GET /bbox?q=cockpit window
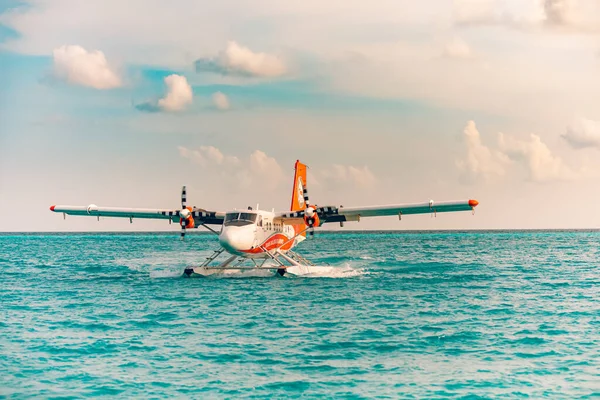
[224,212,258,226]
[239,213,257,223]
[225,213,239,222]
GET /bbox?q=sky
[1,0,600,232]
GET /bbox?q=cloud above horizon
[454,0,600,33]
[2,1,599,121]
[136,74,193,113]
[319,165,377,188]
[457,121,510,182]
[178,145,378,193]
[4,0,600,231]
[178,146,284,191]
[498,131,579,182]
[177,145,240,167]
[458,120,583,183]
[52,45,121,89]
[212,92,230,110]
[195,41,287,77]
[561,118,600,150]
[442,37,474,59]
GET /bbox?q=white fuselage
[218,209,304,258]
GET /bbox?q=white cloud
[52,45,121,89]
[454,0,540,28]
[137,74,193,112]
[157,74,193,112]
[457,121,510,182]
[544,0,572,26]
[177,145,239,167]
[321,33,600,123]
[457,120,585,183]
[177,146,375,195]
[196,41,286,77]
[321,164,377,188]
[498,132,578,182]
[442,37,473,59]
[178,146,283,189]
[454,0,600,32]
[212,92,230,110]
[5,1,600,120]
[561,118,600,149]
[540,0,600,29]
[249,150,284,183]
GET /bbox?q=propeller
[302,183,318,237]
[179,185,194,240]
[305,206,316,237]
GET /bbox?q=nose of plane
[219,227,255,252]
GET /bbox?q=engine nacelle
[180,207,195,229]
[303,205,320,227]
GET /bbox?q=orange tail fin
[290,160,308,212]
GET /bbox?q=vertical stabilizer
[290,160,308,212]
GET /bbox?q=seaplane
[50,160,479,277]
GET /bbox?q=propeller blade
[303,185,310,209]
[303,184,316,237]
[180,186,188,240]
[179,185,187,240]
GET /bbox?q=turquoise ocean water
[1,231,599,398]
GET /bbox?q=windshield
[224,212,257,226]
[225,213,239,222]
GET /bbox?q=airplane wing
[50,205,224,225]
[277,199,478,224]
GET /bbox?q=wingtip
[50,205,56,211]
[468,199,479,207]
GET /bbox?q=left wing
[277,199,478,224]
[50,205,224,225]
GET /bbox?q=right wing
[50,205,224,225]
[332,200,478,221]
[277,199,478,224]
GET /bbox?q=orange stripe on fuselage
[241,233,294,254]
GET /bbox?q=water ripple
[1,231,599,398]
